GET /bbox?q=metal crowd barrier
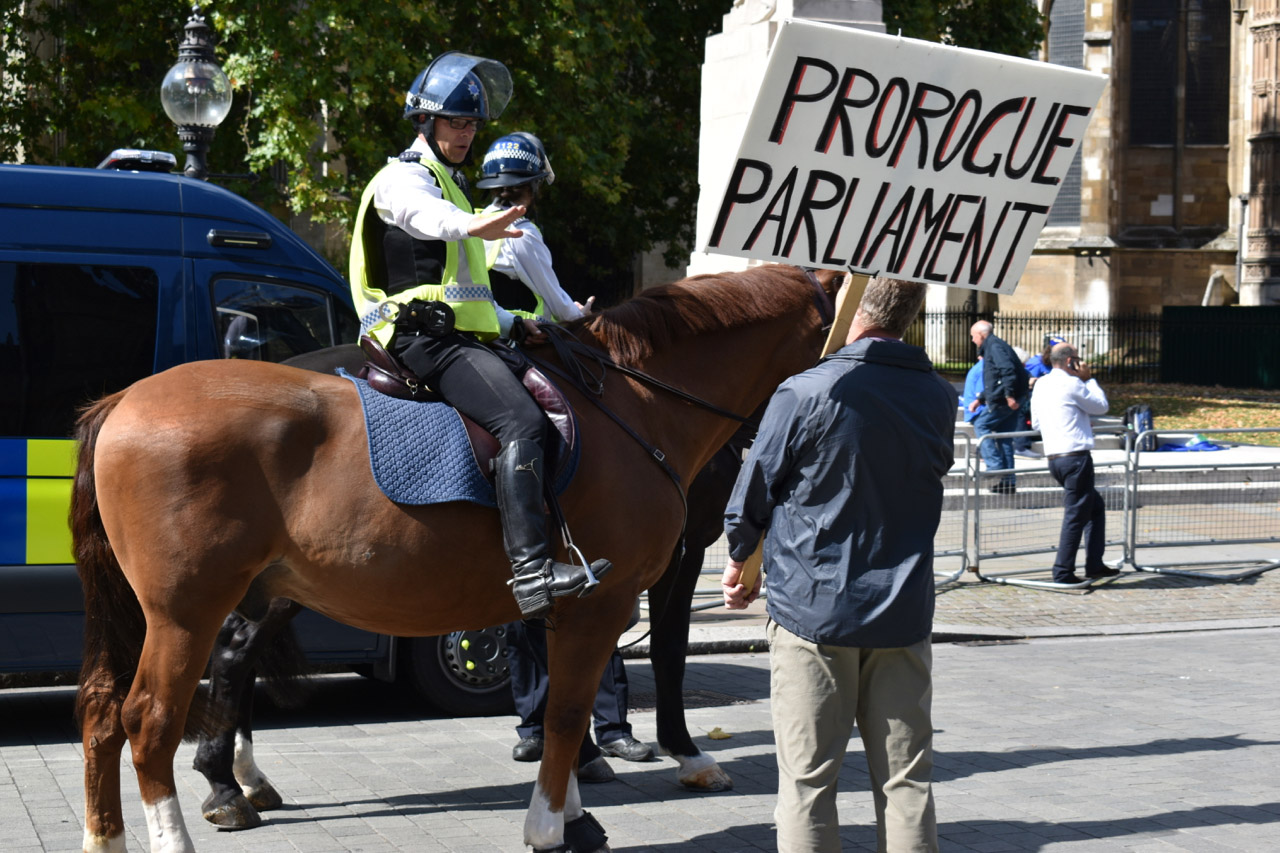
[933,434,971,585]
[966,427,1130,592]
[681,425,1279,608]
[685,436,973,612]
[1127,427,1280,580]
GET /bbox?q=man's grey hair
[1049,342,1078,368]
[857,276,928,338]
[970,320,993,336]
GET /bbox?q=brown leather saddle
[357,334,576,480]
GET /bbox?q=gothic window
[1130,0,1230,146]
[1047,0,1085,226]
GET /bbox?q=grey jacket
[723,337,955,648]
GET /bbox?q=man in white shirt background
[1031,342,1122,585]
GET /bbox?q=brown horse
[72,264,839,853]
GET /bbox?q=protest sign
[702,20,1107,294]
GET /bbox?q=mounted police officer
[348,52,609,619]
[476,132,594,324]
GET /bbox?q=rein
[803,267,836,329]
[521,267,834,589]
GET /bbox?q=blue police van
[0,153,510,715]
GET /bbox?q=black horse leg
[648,442,744,792]
[649,541,734,791]
[194,597,302,829]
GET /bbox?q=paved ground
[6,549,1280,852]
[5,626,1280,852]
[4,426,1278,851]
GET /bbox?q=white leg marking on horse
[142,794,195,853]
[564,770,584,822]
[523,781,564,850]
[232,731,269,791]
[82,827,126,853]
[670,749,734,791]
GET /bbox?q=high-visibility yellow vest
[349,158,499,345]
[485,237,550,323]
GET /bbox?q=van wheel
[402,628,514,717]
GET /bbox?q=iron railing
[912,309,1162,384]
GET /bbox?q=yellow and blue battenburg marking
[0,438,77,565]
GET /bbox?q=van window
[0,263,159,438]
[214,278,356,362]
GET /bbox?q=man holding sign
[722,277,954,852]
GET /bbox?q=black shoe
[577,756,615,783]
[990,482,1017,495]
[1086,566,1122,579]
[1054,573,1084,584]
[598,735,654,762]
[512,735,543,762]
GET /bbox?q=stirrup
[568,544,600,597]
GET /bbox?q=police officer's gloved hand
[508,318,528,344]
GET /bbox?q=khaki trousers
[768,621,938,853]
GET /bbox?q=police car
[0,152,511,715]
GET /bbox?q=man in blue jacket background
[967,321,1030,493]
[722,276,955,853]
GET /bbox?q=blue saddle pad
[339,369,577,506]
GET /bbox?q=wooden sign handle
[821,273,868,358]
[735,274,868,598]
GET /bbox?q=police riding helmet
[475,132,555,190]
[404,51,513,161]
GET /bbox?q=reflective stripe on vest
[485,237,550,323]
[0,438,76,565]
[350,159,499,345]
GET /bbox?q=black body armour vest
[362,151,461,296]
[488,269,538,314]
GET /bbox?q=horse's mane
[572,265,813,366]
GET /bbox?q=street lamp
[159,8,232,180]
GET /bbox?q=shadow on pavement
[933,733,1280,783]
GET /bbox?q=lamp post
[159,8,232,180]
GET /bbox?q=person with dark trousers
[1031,342,1121,585]
[967,321,1029,493]
[507,619,653,782]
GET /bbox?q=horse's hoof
[679,763,734,792]
[243,781,284,812]
[202,792,263,830]
[667,750,735,792]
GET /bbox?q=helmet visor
[421,52,512,120]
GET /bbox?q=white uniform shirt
[479,201,582,323]
[1031,367,1110,456]
[371,138,517,334]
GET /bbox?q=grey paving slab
[4,628,1280,851]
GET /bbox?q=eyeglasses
[444,117,485,131]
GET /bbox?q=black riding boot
[495,439,612,619]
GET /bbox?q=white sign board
[702,20,1107,294]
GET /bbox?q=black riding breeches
[391,331,546,447]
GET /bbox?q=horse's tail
[71,392,212,737]
[72,391,146,731]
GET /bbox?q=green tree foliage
[2,1,730,302]
[882,0,1044,58]
[4,2,1043,301]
